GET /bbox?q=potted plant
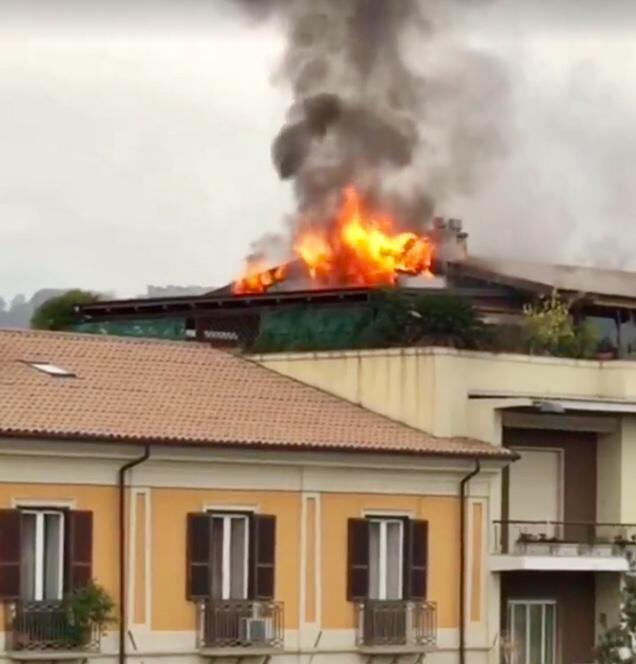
[597,337,617,361]
[63,582,115,649]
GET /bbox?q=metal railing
[197,600,284,650]
[354,601,437,649]
[493,520,636,556]
[5,600,101,652]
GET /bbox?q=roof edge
[0,429,517,462]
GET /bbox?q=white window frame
[368,517,404,601]
[20,509,65,602]
[508,599,557,664]
[209,512,250,600]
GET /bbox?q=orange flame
[233,186,434,294]
[233,261,288,295]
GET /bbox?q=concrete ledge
[358,645,437,655]
[5,652,101,662]
[490,554,629,572]
[199,647,283,657]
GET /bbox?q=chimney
[431,217,468,265]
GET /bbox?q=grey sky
[2,1,636,300]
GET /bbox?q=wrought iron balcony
[197,600,284,651]
[493,520,636,557]
[354,600,437,650]
[5,600,101,653]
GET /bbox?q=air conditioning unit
[239,617,271,643]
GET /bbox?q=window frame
[507,599,557,664]
[19,508,66,602]
[207,511,251,601]
[367,516,405,601]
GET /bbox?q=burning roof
[234,186,437,295]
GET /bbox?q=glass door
[507,600,556,664]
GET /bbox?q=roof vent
[25,362,76,378]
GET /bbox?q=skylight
[27,362,76,378]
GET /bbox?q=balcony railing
[493,520,636,556]
[354,601,437,649]
[5,600,101,652]
[197,600,284,650]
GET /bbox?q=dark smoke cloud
[234,0,511,253]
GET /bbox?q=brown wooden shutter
[347,518,370,601]
[186,513,212,600]
[405,519,428,600]
[66,510,93,591]
[0,509,21,599]
[250,514,276,600]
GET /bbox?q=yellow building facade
[0,330,510,664]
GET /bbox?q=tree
[523,289,599,358]
[30,290,101,331]
[597,576,636,664]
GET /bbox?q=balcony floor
[6,652,101,662]
[490,554,629,572]
[199,647,283,657]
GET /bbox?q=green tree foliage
[63,581,115,647]
[597,576,636,664]
[523,290,599,358]
[30,290,101,331]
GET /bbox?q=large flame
[233,186,434,294]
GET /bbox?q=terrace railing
[493,520,636,556]
[197,600,284,650]
[354,600,437,649]
[5,600,101,652]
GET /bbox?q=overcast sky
[2,0,636,300]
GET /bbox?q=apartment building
[259,347,636,664]
[0,329,511,664]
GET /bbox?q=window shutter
[250,514,276,600]
[0,509,21,599]
[186,513,212,600]
[347,518,370,601]
[405,519,428,600]
[66,510,93,591]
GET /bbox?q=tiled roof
[0,329,512,459]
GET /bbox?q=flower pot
[552,543,579,556]
[591,543,615,557]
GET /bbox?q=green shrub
[597,575,636,664]
[31,290,100,331]
[63,581,115,647]
[522,290,599,358]
[523,290,574,355]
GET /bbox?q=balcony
[5,600,102,655]
[491,520,636,572]
[197,600,284,654]
[354,601,437,653]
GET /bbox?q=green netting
[249,291,485,353]
[72,318,186,341]
[251,305,375,353]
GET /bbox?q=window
[210,514,249,600]
[186,512,276,601]
[347,516,428,603]
[0,508,93,602]
[21,510,65,601]
[368,518,403,600]
[508,600,556,664]
[26,362,75,378]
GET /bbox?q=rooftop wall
[254,348,636,439]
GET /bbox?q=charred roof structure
[76,247,636,357]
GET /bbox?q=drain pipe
[118,445,151,664]
[459,459,481,664]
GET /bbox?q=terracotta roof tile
[0,329,512,459]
